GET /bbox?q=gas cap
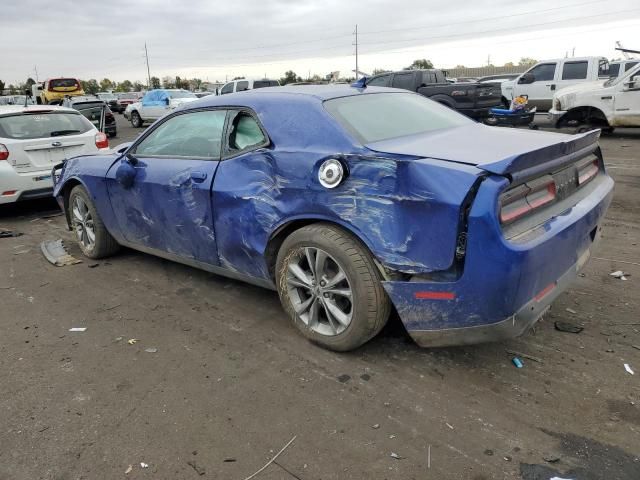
[318,159,344,188]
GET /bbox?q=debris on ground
[445,422,454,430]
[88,263,100,268]
[543,454,561,463]
[100,303,121,312]
[610,270,630,280]
[242,435,297,480]
[40,239,82,267]
[0,230,23,238]
[624,364,634,375]
[140,462,149,468]
[390,452,402,460]
[187,460,205,476]
[554,321,584,334]
[68,327,87,332]
[512,357,524,368]
[125,465,133,474]
[565,308,577,314]
[506,349,543,364]
[371,424,380,429]
[223,458,236,463]
[632,345,640,351]
[337,374,350,383]
[127,339,138,345]
[144,347,158,353]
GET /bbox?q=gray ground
[0,114,639,480]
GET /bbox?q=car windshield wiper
[50,129,81,137]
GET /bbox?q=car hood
[554,80,608,98]
[366,124,600,179]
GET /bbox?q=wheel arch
[264,216,388,282]
[557,106,610,128]
[58,177,88,230]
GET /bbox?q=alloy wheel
[286,247,353,336]
[71,196,95,251]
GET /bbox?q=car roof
[0,105,79,116]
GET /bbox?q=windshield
[324,92,472,144]
[604,62,640,87]
[169,90,197,99]
[0,111,94,140]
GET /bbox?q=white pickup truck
[124,89,198,127]
[548,62,640,132]
[501,57,609,111]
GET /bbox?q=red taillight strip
[578,161,599,185]
[414,291,456,300]
[534,282,556,302]
[527,183,556,209]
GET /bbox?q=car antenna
[350,76,367,89]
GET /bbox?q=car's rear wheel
[130,111,143,128]
[276,223,390,351]
[68,185,119,259]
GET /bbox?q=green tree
[518,57,537,66]
[232,76,245,81]
[116,80,133,92]
[99,78,114,91]
[162,76,175,88]
[405,59,434,70]
[81,79,99,95]
[8,84,17,94]
[25,77,36,89]
[503,61,515,67]
[150,77,161,89]
[372,68,391,75]
[132,81,144,92]
[279,70,301,85]
[0,80,5,94]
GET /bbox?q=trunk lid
[366,124,600,180]
[10,134,97,173]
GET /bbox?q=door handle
[190,171,207,183]
[548,84,556,90]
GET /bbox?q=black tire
[130,111,143,128]
[276,223,391,352]
[68,185,120,259]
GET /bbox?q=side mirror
[165,97,170,105]
[115,155,138,188]
[518,73,535,84]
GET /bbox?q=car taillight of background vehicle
[0,144,9,161]
[95,132,109,149]
[499,177,556,224]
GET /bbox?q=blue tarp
[142,90,169,107]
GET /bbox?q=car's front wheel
[276,223,391,351]
[68,185,120,259]
[130,111,143,128]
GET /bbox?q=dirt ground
[1,115,639,480]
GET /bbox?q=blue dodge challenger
[52,85,614,351]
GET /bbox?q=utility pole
[144,43,152,89]
[34,66,39,82]
[487,54,491,66]
[354,24,359,78]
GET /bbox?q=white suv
[0,105,107,204]
[218,79,280,95]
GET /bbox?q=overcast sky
[1,0,639,85]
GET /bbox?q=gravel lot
[1,114,639,479]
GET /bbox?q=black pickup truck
[365,69,502,119]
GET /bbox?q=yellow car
[37,78,85,104]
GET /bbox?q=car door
[513,62,557,110]
[105,108,227,265]
[555,59,589,93]
[613,68,640,126]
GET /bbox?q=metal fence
[443,65,528,78]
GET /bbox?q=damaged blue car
[52,85,614,351]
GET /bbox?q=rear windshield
[119,93,140,99]
[253,80,279,89]
[324,92,471,143]
[168,90,197,99]
[0,112,94,140]
[97,93,117,100]
[49,78,80,89]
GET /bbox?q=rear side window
[528,63,556,82]
[49,79,80,90]
[367,74,391,87]
[0,112,93,140]
[228,113,267,151]
[253,80,278,88]
[562,61,588,80]
[608,64,621,77]
[625,62,638,72]
[324,92,471,144]
[391,73,415,90]
[236,81,249,92]
[421,71,436,85]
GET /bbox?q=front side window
[253,80,279,89]
[220,83,234,95]
[236,81,249,92]
[0,112,94,140]
[562,61,588,80]
[324,92,471,144]
[528,63,556,82]
[367,74,391,87]
[228,112,267,152]
[625,62,639,72]
[134,110,227,159]
[391,73,414,90]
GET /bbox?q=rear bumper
[0,163,54,205]
[382,173,614,348]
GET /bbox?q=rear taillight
[578,159,599,185]
[0,144,8,161]
[499,176,556,224]
[95,132,109,149]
